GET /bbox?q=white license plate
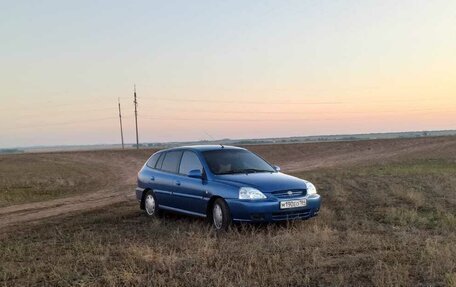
[280,199,307,209]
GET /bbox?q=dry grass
[0,149,156,207]
[0,154,107,207]
[1,156,455,286]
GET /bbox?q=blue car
[135,145,321,230]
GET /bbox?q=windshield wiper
[219,169,272,175]
[242,168,272,174]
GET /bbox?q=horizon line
[2,128,455,151]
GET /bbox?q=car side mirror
[188,169,203,179]
[273,165,281,172]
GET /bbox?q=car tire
[143,190,161,217]
[211,198,232,231]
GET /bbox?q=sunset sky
[1,0,455,148]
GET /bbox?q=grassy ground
[1,159,455,286]
[0,149,155,207]
[0,153,108,207]
[1,136,454,207]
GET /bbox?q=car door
[172,150,208,215]
[152,150,183,208]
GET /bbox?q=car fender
[205,180,241,199]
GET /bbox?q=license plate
[280,199,307,209]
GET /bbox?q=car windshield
[202,149,275,175]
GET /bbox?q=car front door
[173,150,208,215]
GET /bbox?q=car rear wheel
[212,198,231,231]
[144,191,160,217]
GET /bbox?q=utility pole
[133,84,139,149]
[118,98,125,150]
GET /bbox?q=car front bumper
[226,194,321,222]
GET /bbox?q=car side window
[161,151,183,173]
[146,153,161,168]
[155,152,165,169]
[179,151,203,175]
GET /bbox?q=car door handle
[175,181,181,186]
[150,176,155,181]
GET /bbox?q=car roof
[160,145,245,153]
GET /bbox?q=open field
[1,136,456,286]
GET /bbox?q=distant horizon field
[2,128,456,153]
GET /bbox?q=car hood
[214,172,306,193]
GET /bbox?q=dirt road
[0,150,146,230]
[1,136,455,231]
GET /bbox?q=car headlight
[305,181,317,195]
[239,187,267,200]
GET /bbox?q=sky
[0,0,455,148]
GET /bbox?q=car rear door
[172,150,208,215]
[152,150,183,208]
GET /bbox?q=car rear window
[155,152,165,169]
[161,151,183,173]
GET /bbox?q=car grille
[271,209,311,221]
[271,189,306,198]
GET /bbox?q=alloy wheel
[213,203,223,229]
[145,194,156,215]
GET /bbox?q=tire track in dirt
[0,188,133,229]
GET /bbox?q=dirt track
[1,136,455,231]
[0,150,147,230]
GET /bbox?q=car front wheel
[212,198,231,231]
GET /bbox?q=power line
[1,95,449,114]
[157,107,456,116]
[3,106,452,132]
[3,117,118,130]
[4,108,450,131]
[10,106,134,121]
[140,117,324,122]
[139,109,456,122]
[142,97,343,105]
[140,96,449,105]
[0,96,132,112]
